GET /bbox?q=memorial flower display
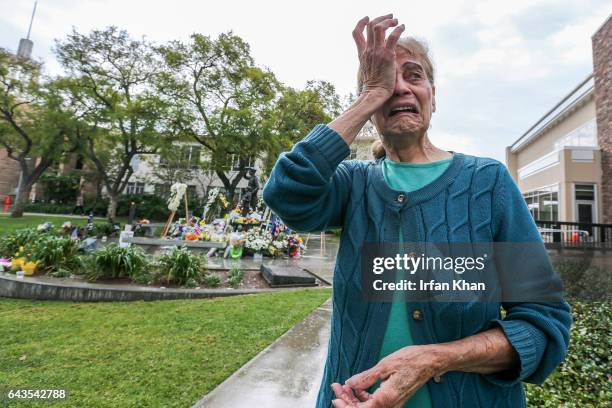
[286,234,305,258]
[168,183,188,211]
[203,188,230,223]
[234,216,261,225]
[244,227,272,253]
[10,246,38,275]
[184,232,199,241]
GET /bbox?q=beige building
[349,122,379,161]
[506,75,601,224]
[506,16,611,229]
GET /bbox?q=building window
[518,151,559,180]
[574,184,595,201]
[518,119,598,181]
[159,145,201,168]
[155,183,170,198]
[126,182,145,195]
[523,185,558,221]
[225,155,255,171]
[574,183,596,227]
[155,184,198,199]
[554,119,598,150]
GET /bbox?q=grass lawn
[0,214,127,234]
[0,289,331,407]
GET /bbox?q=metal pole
[26,1,38,40]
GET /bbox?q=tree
[262,80,342,174]
[0,49,74,217]
[157,32,281,202]
[158,33,343,201]
[55,27,176,221]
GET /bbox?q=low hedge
[25,194,204,221]
[24,201,108,216]
[526,301,611,406]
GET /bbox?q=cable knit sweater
[262,124,572,408]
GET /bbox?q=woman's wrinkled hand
[353,14,405,102]
[331,345,445,408]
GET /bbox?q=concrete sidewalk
[192,299,332,407]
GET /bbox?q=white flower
[168,183,187,211]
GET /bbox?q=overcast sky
[1,0,610,161]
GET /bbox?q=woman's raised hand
[327,14,405,144]
[353,14,405,102]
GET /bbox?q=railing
[535,220,612,250]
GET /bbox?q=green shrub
[39,174,80,204]
[526,301,611,406]
[0,228,42,258]
[26,235,81,273]
[24,197,108,216]
[228,265,244,288]
[115,194,203,222]
[157,247,205,285]
[130,269,155,285]
[88,244,148,280]
[23,202,75,214]
[202,273,221,287]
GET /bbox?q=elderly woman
[263,14,571,408]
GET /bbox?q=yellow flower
[12,257,25,270]
[23,261,37,275]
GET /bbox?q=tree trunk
[107,194,119,223]
[10,183,33,218]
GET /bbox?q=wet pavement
[191,234,338,408]
[192,299,332,408]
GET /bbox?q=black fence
[535,220,612,250]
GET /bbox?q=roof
[509,74,595,153]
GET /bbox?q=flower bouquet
[244,227,272,255]
[11,246,38,275]
[204,188,230,224]
[287,234,306,258]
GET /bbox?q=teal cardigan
[262,124,572,408]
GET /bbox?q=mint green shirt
[367,156,452,407]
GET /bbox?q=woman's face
[371,48,436,139]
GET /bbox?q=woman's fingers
[331,383,360,407]
[370,378,404,407]
[385,23,405,50]
[331,398,349,408]
[354,388,373,402]
[366,14,393,47]
[342,384,362,404]
[373,18,398,47]
[345,366,386,390]
[352,16,369,56]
